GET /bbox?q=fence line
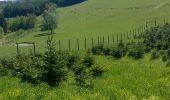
[1,18,169,52]
[54,19,169,51]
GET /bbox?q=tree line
[0,2,57,35]
[2,0,86,18]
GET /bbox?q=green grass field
[1,54,170,99]
[1,0,170,56]
[1,0,170,99]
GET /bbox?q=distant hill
[1,0,87,18]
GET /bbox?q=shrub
[0,64,8,76]
[166,61,170,67]
[91,44,105,55]
[91,64,105,78]
[72,63,93,88]
[151,50,159,59]
[15,55,44,84]
[42,41,68,86]
[128,42,145,59]
[0,57,14,69]
[66,53,79,68]
[9,15,36,32]
[111,41,127,59]
[103,47,112,56]
[83,52,94,67]
[162,55,168,62]
[0,27,4,34]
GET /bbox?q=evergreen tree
[0,13,7,33]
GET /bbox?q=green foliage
[42,41,68,86]
[83,52,94,67]
[103,47,112,56]
[0,64,8,76]
[41,3,58,32]
[72,63,93,88]
[128,42,145,59]
[90,64,105,78]
[151,50,159,59]
[0,54,44,84]
[91,44,105,55]
[0,27,4,34]
[143,23,170,62]
[0,13,7,33]
[9,15,36,32]
[0,26,4,39]
[15,55,43,84]
[111,41,127,59]
[66,53,79,68]
[3,0,45,18]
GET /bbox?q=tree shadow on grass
[58,0,87,7]
[34,32,49,37]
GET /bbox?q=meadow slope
[0,54,170,99]
[1,0,170,56]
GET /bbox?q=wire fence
[1,18,169,54]
[53,19,169,51]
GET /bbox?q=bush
[128,42,145,59]
[0,34,3,39]
[9,15,36,32]
[0,64,8,76]
[162,55,168,62]
[66,53,79,68]
[151,50,159,59]
[15,55,44,84]
[166,61,170,67]
[111,41,127,59]
[83,52,94,67]
[91,44,105,55]
[91,64,105,78]
[72,63,93,88]
[0,27,4,34]
[103,47,112,56]
[42,41,68,86]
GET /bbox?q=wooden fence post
[77,39,79,51]
[124,32,126,40]
[16,43,19,58]
[126,32,129,39]
[164,19,166,24]
[112,35,114,44]
[120,33,123,40]
[33,42,36,55]
[117,34,119,42]
[133,30,135,38]
[154,19,157,27]
[85,38,87,50]
[91,38,94,48]
[98,37,99,46]
[129,30,132,39]
[103,36,105,45]
[59,40,61,51]
[69,39,71,51]
[108,35,110,46]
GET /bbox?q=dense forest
[2,0,86,18]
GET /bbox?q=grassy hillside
[1,0,170,56]
[1,1,170,99]
[0,54,170,99]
